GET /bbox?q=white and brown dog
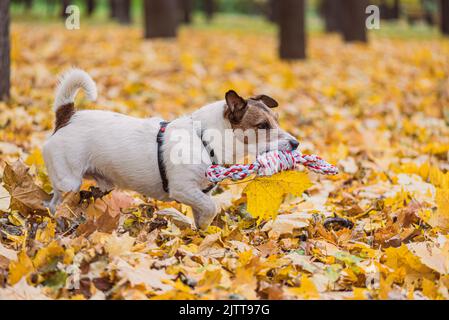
[43,69,299,229]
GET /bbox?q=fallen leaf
[244,171,312,221]
[407,239,449,275]
[287,274,320,299]
[428,188,449,232]
[105,233,135,257]
[0,243,17,261]
[2,161,51,216]
[0,183,11,212]
[155,208,193,229]
[0,278,50,300]
[115,258,174,292]
[8,250,34,285]
[261,212,310,238]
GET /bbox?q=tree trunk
[86,0,95,16]
[279,0,306,60]
[392,0,400,19]
[115,0,131,24]
[109,0,117,19]
[422,0,435,25]
[441,0,449,35]
[322,0,341,32]
[204,0,214,23]
[61,0,70,18]
[340,0,368,43]
[381,0,400,20]
[143,0,178,39]
[24,0,33,10]
[268,0,279,23]
[0,0,10,101]
[180,0,193,24]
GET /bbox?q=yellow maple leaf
[422,278,438,299]
[197,269,223,293]
[394,162,449,189]
[243,171,312,221]
[231,266,258,299]
[428,188,449,232]
[8,250,34,285]
[35,218,56,244]
[238,250,254,266]
[350,287,367,300]
[287,274,320,299]
[384,244,434,277]
[33,241,65,270]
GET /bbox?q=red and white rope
[206,150,339,183]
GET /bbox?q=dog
[43,69,299,229]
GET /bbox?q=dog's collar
[156,121,217,194]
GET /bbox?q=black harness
[156,121,170,193]
[157,121,217,194]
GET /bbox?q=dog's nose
[289,139,299,150]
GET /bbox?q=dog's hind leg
[170,186,218,230]
[45,174,82,213]
[47,190,62,213]
[43,144,83,213]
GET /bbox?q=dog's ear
[252,94,278,108]
[225,90,248,124]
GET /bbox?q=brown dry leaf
[263,283,285,300]
[2,161,51,216]
[54,192,82,219]
[155,208,193,229]
[197,233,226,258]
[256,239,280,257]
[77,191,134,236]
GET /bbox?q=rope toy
[206,150,339,183]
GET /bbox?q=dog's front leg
[170,187,218,230]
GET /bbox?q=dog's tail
[54,68,97,112]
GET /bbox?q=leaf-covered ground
[1,22,449,300]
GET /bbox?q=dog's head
[224,90,299,155]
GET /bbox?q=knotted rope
[206,150,338,183]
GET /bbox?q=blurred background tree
[279,0,306,59]
[0,0,10,101]
[143,0,178,38]
[4,0,449,68]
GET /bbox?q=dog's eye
[257,122,270,130]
